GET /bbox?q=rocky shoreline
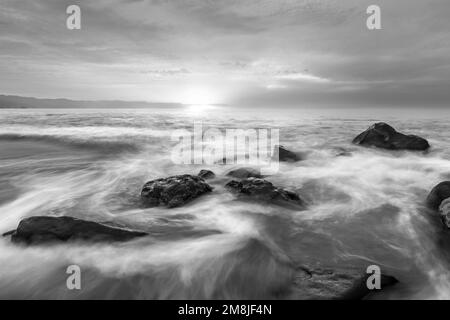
[3,122,441,299]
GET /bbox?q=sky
[0,0,449,108]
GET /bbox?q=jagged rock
[198,169,215,180]
[141,174,212,208]
[292,265,398,300]
[3,216,147,245]
[273,145,302,162]
[426,181,450,210]
[353,122,430,151]
[225,178,304,207]
[226,167,262,179]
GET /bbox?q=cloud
[275,72,330,83]
[0,0,449,107]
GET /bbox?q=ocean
[0,107,450,299]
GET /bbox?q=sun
[181,86,218,105]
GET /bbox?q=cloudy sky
[0,0,449,107]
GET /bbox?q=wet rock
[226,167,262,179]
[221,237,398,300]
[292,265,398,300]
[198,169,215,180]
[3,216,147,245]
[352,122,430,151]
[426,181,450,210]
[216,238,294,299]
[439,198,450,229]
[273,145,302,162]
[141,174,212,208]
[225,178,304,207]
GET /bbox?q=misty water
[0,107,450,299]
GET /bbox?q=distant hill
[0,95,183,109]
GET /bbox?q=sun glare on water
[186,104,219,115]
[182,86,222,114]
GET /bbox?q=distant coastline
[0,94,184,109]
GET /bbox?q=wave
[0,133,141,154]
[1,109,450,299]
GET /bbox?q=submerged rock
[334,147,352,157]
[225,178,304,207]
[352,122,430,151]
[221,238,398,300]
[226,167,262,179]
[3,216,147,245]
[273,145,302,162]
[141,174,212,208]
[426,181,450,210]
[197,169,215,180]
[293,265,398,300]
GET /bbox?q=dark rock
[141,174,212,208]
[439,198,450,229]
[225,178,304,207]
[426,181,450,210]
[222,237,397,300]
[198,169,215,180]
[226,167,262,179]
[273,145,302,162]
[292,265,398,300]
[4,216,147,245]
[2,229,15,237]
[353,122,430,151]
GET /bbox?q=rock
[352,122,430,151]
[273,145,302,162]
[292,265,398,300]
[226,167,262,179]
[426,181,450,210]
[222,238,398,300]
[217,238,294,299]
[141,174,212,208]
[439,198,450,228]
[3,216,147,245]
[225,178,304,207]
[198,169,215,180]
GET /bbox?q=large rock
[353,122,430,151]
[198,169,215,180]
[226,167,262,179]
[3,216,147,245]
[426,181,450,210]
[273,145,302,162]
[141,174,212,208]
[222,238,398,299]
[225,178,304,207]
[292,265,398,300]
